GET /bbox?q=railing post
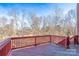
[77,35,79,44]
[74,35,79,44]
[66,36,70,49]
[35,36,37,46]
[7,40,11,56]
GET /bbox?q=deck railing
[70,35,79,44]
[11,35,67,49]
[11,35,50,49]
[0,35,78,56]
[0,38,11,56]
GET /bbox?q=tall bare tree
[27,13,42,35]
[8,7,19,36]
[64,9,76,36]
[53,6,64,35]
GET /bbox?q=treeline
[0,6,76,39]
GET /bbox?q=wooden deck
[9,43,79,56]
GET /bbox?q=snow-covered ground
[9,43,79,56]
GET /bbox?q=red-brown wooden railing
[11,35,51,49]
[0,38,11,56]
[50,35,68,48]
[70,35,79,45]
[70,36,75,44]
[1,35,77,56]
[11,35,67,49]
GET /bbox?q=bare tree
[53,6,64,35]
[0,16,8,38]
[27,13,42,35]
[8,7,19,36]
[41,15,52,35]
[64,9,76,36]
[19,8,26,36]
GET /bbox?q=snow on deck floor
[9,43,79,56]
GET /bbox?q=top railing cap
[0,38,11,50]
